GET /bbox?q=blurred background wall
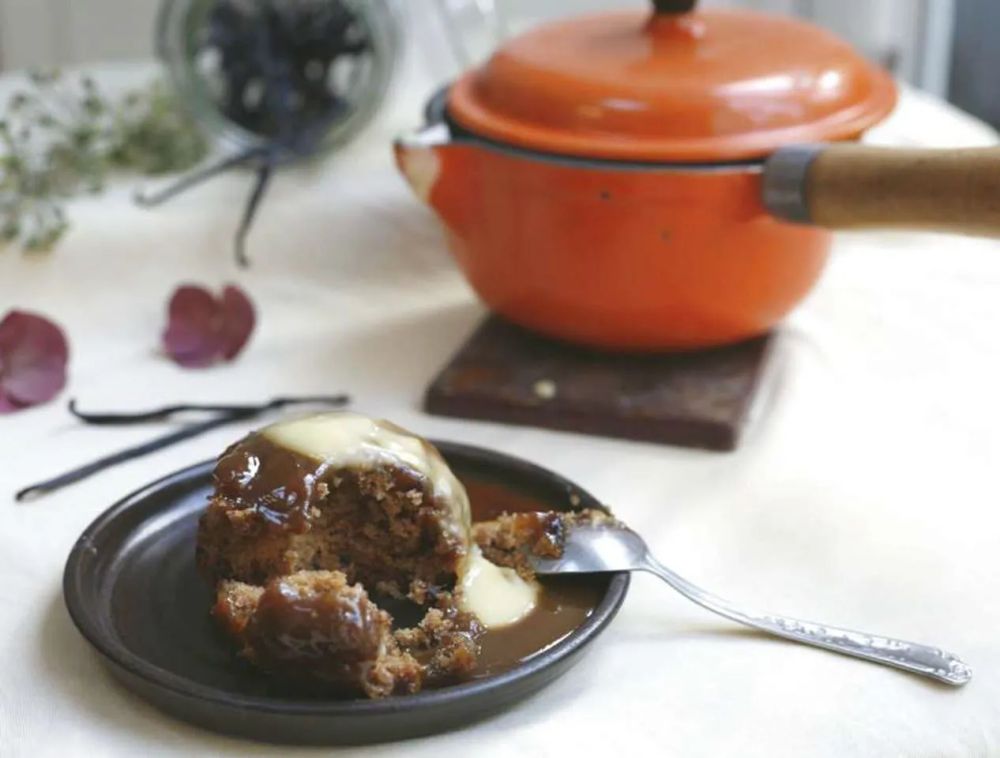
[0,0,992,126]
[949,0,1000,128]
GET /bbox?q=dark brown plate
[63,441,629,745]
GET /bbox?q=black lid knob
[652,0,697,13]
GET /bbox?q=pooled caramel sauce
[462,478,604,677]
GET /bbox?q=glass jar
[156,0,400,158]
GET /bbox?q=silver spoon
[528,521,971,686]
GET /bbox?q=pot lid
[446,0,897,163]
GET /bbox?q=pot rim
[401,86,776,174]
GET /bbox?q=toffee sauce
[463,479,603,677]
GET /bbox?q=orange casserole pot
[395,1,898,350]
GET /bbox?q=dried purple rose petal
[0,310,69,414]
[219,285,256,360]
[162,286,222,368]
[162,284,256,368]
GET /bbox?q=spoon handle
[642,554,971,686]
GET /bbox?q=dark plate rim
[63,441,630,717]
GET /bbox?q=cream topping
[263,412,538,628]
[459,546,539,628]
[262,411,472,543]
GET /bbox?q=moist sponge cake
[197,413,472,598]
[197,412,540,697]
[214,571,423,698]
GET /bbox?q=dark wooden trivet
[425,317,775,451]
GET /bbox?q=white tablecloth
[2,50,999,757]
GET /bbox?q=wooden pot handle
[763,144,1000,237]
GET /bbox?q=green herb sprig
[0,70,208,252]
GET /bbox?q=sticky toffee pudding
[197,412,607,698]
